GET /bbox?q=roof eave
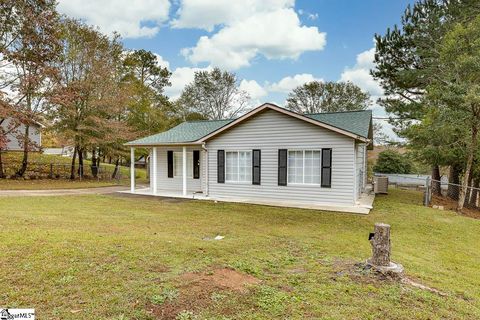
[124,141,203,147]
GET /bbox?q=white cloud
[268,73,323,93]
[165,66,213,99]
[340,47,383,96]
[239,80,267,99]
[57,0,171,39]
[181,8,326,70]
[340,48,401,141]
[153,53,170,69]
[172,0,294,31]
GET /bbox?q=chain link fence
[374,172,480,214]
[425,178,480,212]
[0,161,125,182]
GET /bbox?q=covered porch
[129,144,206,197]
[121,182,375,214]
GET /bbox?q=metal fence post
[424,176,431,206]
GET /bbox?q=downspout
[202,142,209,197]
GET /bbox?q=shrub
[373,150,413,174]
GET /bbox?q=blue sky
[58,0,414,137]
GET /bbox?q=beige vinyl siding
[150,146,203,193]
[205,109,356,205]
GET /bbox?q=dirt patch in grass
[331,259,448,297]
[146,267,260,319]
[330,259,398,285]
[181,268,261,293]
[431,195,480,219]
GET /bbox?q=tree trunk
[464,174,473,208]
[447,165,461,200]
[70,145,77,180]
[15,125,30,177]
[0,149,4,178]
[431,165,441,196]
[369,223,391,267]
[90,148,98,177]
[468,179,479,208]
[458,127,478,211]
[78,147,84,178]
[111,158,120,179]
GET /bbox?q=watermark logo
[0,309,35,320]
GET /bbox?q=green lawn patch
[1,151,147,185]
[0,189,479,319]
[0,179,120,190]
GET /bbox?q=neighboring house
[125,103,373,213]
[0,117,42,151]
[43,146,74,157]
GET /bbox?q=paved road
[0,185,130,197]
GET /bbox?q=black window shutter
[217,150,225,183]
[278,149,287,186]
[193,150,200,179]
[252,149,261,185]
[167,150,174,178]
[321,148,332,188]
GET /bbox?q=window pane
[226,152,237,181]
[287,150,322,184]
[226,151,251,182]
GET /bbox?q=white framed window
[226,151,251,183]
[174,152,193,178]
[288,150,321,185]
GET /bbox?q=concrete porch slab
[118,188,375,214]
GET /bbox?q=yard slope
[0,189,478,319]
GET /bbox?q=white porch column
[152,147,158,194]
[182,146,187,196]
[130,147,135,193]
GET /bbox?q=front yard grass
[0,189,479,319]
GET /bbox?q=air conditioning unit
[374,176,388,194]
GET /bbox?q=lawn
[0,179,121,190]
[0,151,148,188]
[1,189,479,319]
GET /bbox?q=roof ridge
[185,118,235,123]
[306,109,372,115]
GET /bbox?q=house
[0,117,42,151]
[43,146,75,157]
[124,103,374,213]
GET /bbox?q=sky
[57,0,415,138]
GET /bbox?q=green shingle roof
[126,119,233,145]
[305,109,372,138]
[126,108,372,146]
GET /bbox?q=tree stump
[370,223,391,267]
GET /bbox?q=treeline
[0,0,253,179]
[0,0,381,181]
[372,0,480,211]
